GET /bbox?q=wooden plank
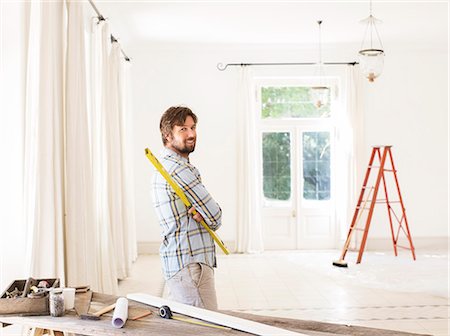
[74,291,93,316]
[1,292,425,336]
[0,307,429,336]
[0,310,244,336]
[127,293,308,336]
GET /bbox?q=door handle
[292,209,296,217]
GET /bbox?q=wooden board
[127,293,307,336]
[74,291,93,316]
[0,292,429,336]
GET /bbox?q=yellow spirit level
[145,148,230,255]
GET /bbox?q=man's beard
[172,138,196,155]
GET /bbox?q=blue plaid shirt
[152,148,222,280]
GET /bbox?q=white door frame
[254,76,340,250]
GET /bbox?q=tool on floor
[145,148,230,255]
[159,305,231,330]
[334,146,416,266]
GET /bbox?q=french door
[255,79,338,250]
[260,127,335,250]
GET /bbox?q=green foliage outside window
[303,132,330,200]
[262,132,291,201]
[261,87,330,119]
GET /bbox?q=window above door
[261,86,331,119]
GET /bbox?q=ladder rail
[380,148,398,256]
[338,146,416,265]
[357,147,389,264]
[338,187,374,261]
[341,148,378,260]
[387,148,416,260]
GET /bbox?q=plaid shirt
[152,148,222,280]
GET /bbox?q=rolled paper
[112,297,129,328]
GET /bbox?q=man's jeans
[166,262,218,310]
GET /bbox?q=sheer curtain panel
[236,67,264,253]
[105,42,137,279]
[21,1,136,294]
[335,65,363,246]
[89,19,119,294]
[24,0,66,283]
[65,0,100,290]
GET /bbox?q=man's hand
[188,206,204,223]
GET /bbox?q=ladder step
[356,200,401,207]
[347,247,360,252]
[367,166,397,172]
[396,244,413,250]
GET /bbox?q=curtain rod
[217,62,358,71]
[88,0,131,62]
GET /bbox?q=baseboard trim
[138,237,448,254]
[364,236,449,251]
[137,241,160,254]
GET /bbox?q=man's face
[166,116,197,158]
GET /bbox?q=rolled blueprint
[112,297,129,328]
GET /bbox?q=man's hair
[160,106,198,145]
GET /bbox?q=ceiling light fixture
[311,20,329,109]
[358,0,384,82]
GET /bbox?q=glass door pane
[262,132,291,202]
[302,131,331,200]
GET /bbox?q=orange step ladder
[333,146,416,267]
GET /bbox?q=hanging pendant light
[358,0,384,82]
[311,20,329,108]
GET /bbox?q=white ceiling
[95,1,448,49]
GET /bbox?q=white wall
[128,42,448,251]
[363,49,448,241]
[0,1,27,290]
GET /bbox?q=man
[152,106,222,310]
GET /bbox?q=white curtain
[335,65,363,245]
[105,42,137,279]
[88,19,119,294]
[118,50,138,272]
[65,0,103,290]
[24,0,66,283]
[89,18,137,290]
[22,1,136,294]
[236,66,264,253]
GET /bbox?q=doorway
[255,79,338,250]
